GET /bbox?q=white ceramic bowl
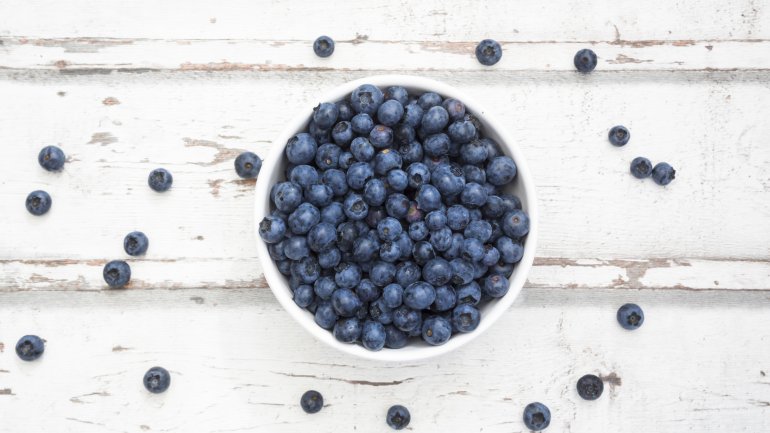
[255,75,538,362]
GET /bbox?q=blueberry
[374,149,402,175]
[630,157,653,179]
[308,222,337,252]
[333,317,362,342]
[574,48,598,73]
[461,237,484,262]
[447,120,476,145]
[315,143,341,170]
[286,133,318,165]
[377,241,399,262]
[404,201,424,224]
[148,168,173,192]
[386,169,409,192]
[308,120,331,144]
[289,165,318,190]
[431,163,466,196]
[452,304,480,333]
[384,324,409,349]
[332,121,354,146]
[415,184,441,212]
[442,98,466,122]
[377,100,405,127]
[384,86,409,105]
[393,306,422,333]
[293,284,315,308]
[461,182,488,208]
[408,221,429,241]
[351,137,375,162]
[365,207,387,229]
[424,210,446,231]
[481,245,501,266]
[460,139,488,164]
[431,285,457,312]
[331,288,363,317]
[123,231,149,256]
[483,273,509,298]
[496,236,524,263]
[369,298,394,324]
[323,169,348,197]
[313,102,339,130]
[423,154,450,172]
[382,283,404,308]
[338,151,355,170]
[472,261,488,279]
[268,241,287,261]
[313,36,335,58]
[143,366,171,394]
[284,236,310,260]
[456,281,482,305]
[336,100,354,121]
[501,209,530,239]
[319,248,341,269]
[386,405,411,430]
[314,276,337,300]
[370,261,396,286]
[523,402,551,431]
[481,195,504,219]
[577,374,604,400]
[418,258,449,286]
[277,259,292,275]
[385,193,410,219]
[608,125,630,147]
[25,190,52,216]
[418,92,443,110]
[446,205,471,230]
[301,390,324,414]
[343,193,368,220]
[305,184,334,207]
[234,151,262,178]
[288,203,320,235]
[486,156,517,185]
[320,202,345,225]
[402,103,424,128]
[376,217,402,242]
[273,182,303,213]
[351,113,375,135]
[464,219,493,243]
[361,320,386,351]
[400,281,435,310]
[500,194,522,212]
[103,260,131,288]
[392,124,416,147]
[369,125,394,149]
[652,162,676,186]
[617,303,644,330]
[421,315,452,345]
[407,162,431,189]
[396,261,421,287]
[364,178,387,206]
[335,262,362,289]
[396,233,413,261]
[15,335,45,361]
[314,301,338,329]
[347,162,374,190]
[292,256,321,284]
[475,39,502,66]
[478,137,501,159]
[450,258,474,285]
[350,84,384,116]
[38,145,66,171]
[422,106,450,134]
[429,227,453,252]
[422,133,449,158]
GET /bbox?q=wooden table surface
[1,1,769,432]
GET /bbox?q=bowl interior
[255,75,538,362]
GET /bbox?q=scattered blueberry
[301,390,324,414]
[123,231,149,256]
[38,145,65,171]
[475,39,502,66]
[103,260,131,288]
[617,303,644,330]
[15,335,45,361]
[630,157,653,179]
[143,366,171,393]
[523,402,551,431]
[608,125,630,147]
[386,405,411,430]
[313,36,335,58]
[234,151,262,178]
[651,162,676,186]
[148,168,173,192]
[577,374,604,400]
[25,190,52,216]
[574,48,598,73]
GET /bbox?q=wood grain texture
[0,288,768,433]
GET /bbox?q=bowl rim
[254,75,538,362]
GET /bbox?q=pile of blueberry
[258,83,530,351]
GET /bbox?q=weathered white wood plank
[1,71,768,276]
[2,38,769,72]
[0,0,767,41]
[0,288,768,433]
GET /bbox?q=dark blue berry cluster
[259,84,530,351]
